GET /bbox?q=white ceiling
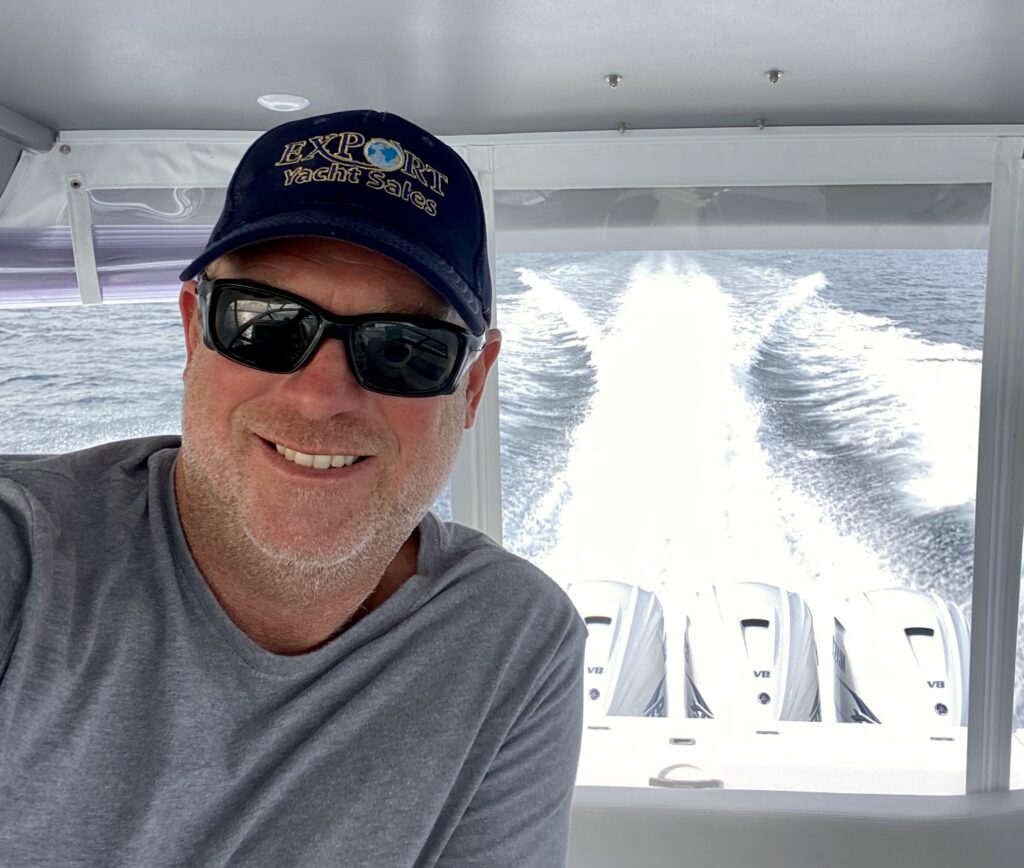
[1,0,1022,137]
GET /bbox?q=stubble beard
[177,373,464,606]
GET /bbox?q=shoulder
[0,475,37,586]
[0,435,181,507]
[0,435,181,563]
[0,436,182,659]
[421,513,586,656]
[427,514,574,607]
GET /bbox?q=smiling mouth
[272,442,368,470]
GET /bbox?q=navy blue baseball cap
[180,110,491,334]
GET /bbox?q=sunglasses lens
[212,285,320,373]
[352,321,462,395]
[207,282,470,395]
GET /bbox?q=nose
[275,335,370,419]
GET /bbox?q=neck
[173,459,421,655]
[205,533,419,654]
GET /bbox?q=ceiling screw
[69,178,82,189]
[754,117,767,130]
[766,69,783,84]
[616,121,628,134]
[59,144,71,155]
[605,73,623,88]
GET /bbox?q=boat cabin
[1,2,1023,866]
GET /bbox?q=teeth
[274,442,361,470]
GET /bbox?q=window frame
[445,127,1024,797]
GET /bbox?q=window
[0,182,455,515]
[89,186,225,302]
[0,226,78,306]
[495,183,992,794]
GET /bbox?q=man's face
[176,237,499,581]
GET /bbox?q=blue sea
[2,249,1022,727]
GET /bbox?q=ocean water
[497,251,983,589]
[492,249,1022,729]
[0,300,186,452]
[1,249,1021,728]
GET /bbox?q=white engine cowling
[567,580,668,718]
[683,582,821,722]
[833,588,970,726]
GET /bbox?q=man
[0,110,585,866]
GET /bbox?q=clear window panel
[89,186,225,303]
[0,227,79,306]
[495,183,989,794]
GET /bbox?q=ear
[178,281,202,370]
[463,329,502,429]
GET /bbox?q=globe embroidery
[364,138,405,172]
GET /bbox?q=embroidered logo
[274,131,448,217]
[363,138,405,172]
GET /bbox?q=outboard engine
[834,588,970,725]
[567,580,667,718]
[683,582,821,722]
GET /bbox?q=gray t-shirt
[0,437,585,867]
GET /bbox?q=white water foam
[498,267,606,556]
[537,257,894,608]
[734,270,827,368]
[783,298,982,510]
[512,268,604,357]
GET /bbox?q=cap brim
[178,210,487,334]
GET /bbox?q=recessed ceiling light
[257,94,310,112]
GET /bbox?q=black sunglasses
[195,277,485,397]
